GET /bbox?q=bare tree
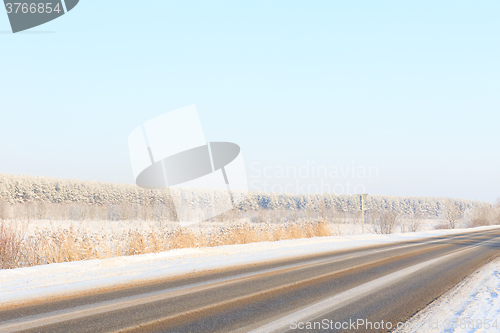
[407,213,423,232]
[465,203,498,227]
[496,198,500,225]
[442,199,463,229]
[373,211,399,234]
[400,213,423,233]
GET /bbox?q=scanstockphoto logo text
[249,161,378,195]
[3,0,79,33]
[290,318,408,331]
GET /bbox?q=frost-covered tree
[442,199,464,229]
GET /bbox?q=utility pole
[361,193,368,234]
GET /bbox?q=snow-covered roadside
[7,219,187,236]
[6,218,444,237]
[395,255,500,333]
[0,226,497,309]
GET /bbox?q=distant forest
[0,173,491,223]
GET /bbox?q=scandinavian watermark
[128,105,248,226]
[249,161,378,195]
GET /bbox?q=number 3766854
[5,3,62,14]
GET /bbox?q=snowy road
[0,227,499,332]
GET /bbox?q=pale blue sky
[0,1,499,202]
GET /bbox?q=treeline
[0,173,492,222]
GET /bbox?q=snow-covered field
[0,225,497,310]
[10,217,444,237]
[396,256,500,333]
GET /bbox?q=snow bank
[396,254,500,332]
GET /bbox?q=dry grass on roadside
[0,222,22,269]
[0,221,334,270]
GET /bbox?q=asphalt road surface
[1,228,499,333]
